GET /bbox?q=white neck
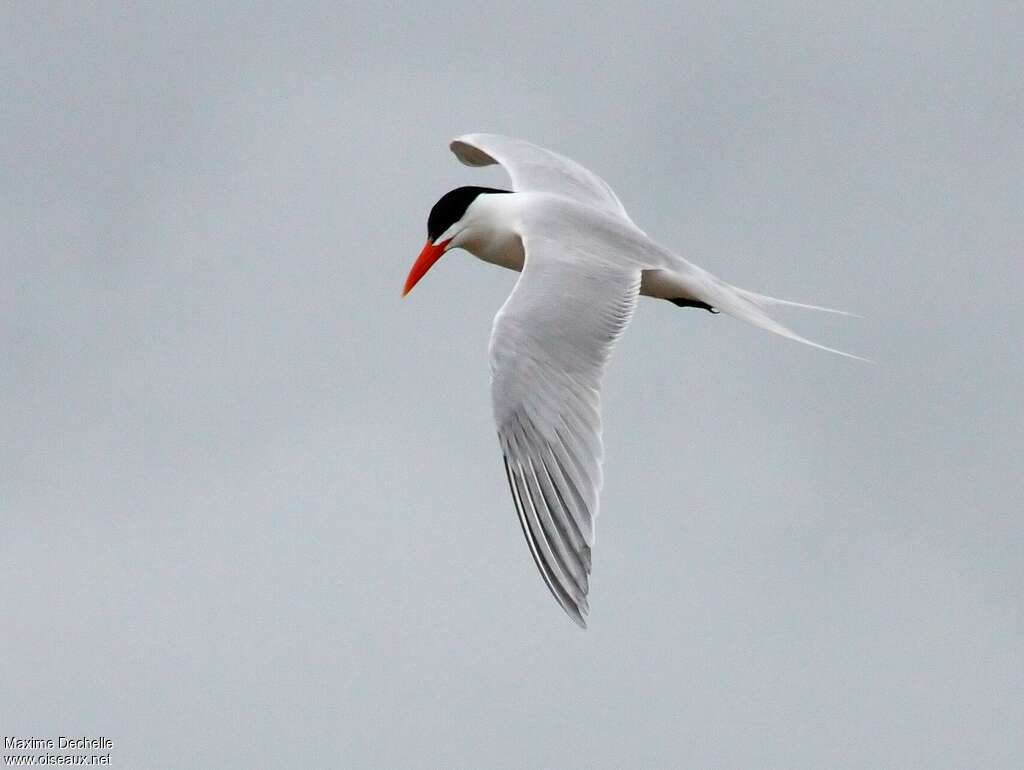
[448,193,525,272]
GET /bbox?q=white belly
[462,240,697,303]
[638,268,702,300]
[456,192,701,302]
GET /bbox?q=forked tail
[698,280,870,362]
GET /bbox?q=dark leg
[668,298,719,313]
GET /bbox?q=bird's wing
[451,133,636,226]
[489,211,642,627]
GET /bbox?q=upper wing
[451,133,636,226]
[489,218,641,627]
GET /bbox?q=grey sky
[2,2,1022,768]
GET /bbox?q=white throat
[447,193,525,272]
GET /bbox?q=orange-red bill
[403,238,449,296]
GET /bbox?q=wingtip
[566,593,590,628]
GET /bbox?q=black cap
[428,186,510,241]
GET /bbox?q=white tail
[698,280,871,362]
[734,288,863,319]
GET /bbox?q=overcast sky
[2,2,1022,768]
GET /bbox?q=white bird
[404,134,864,628]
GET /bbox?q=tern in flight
[404,134,864,627]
